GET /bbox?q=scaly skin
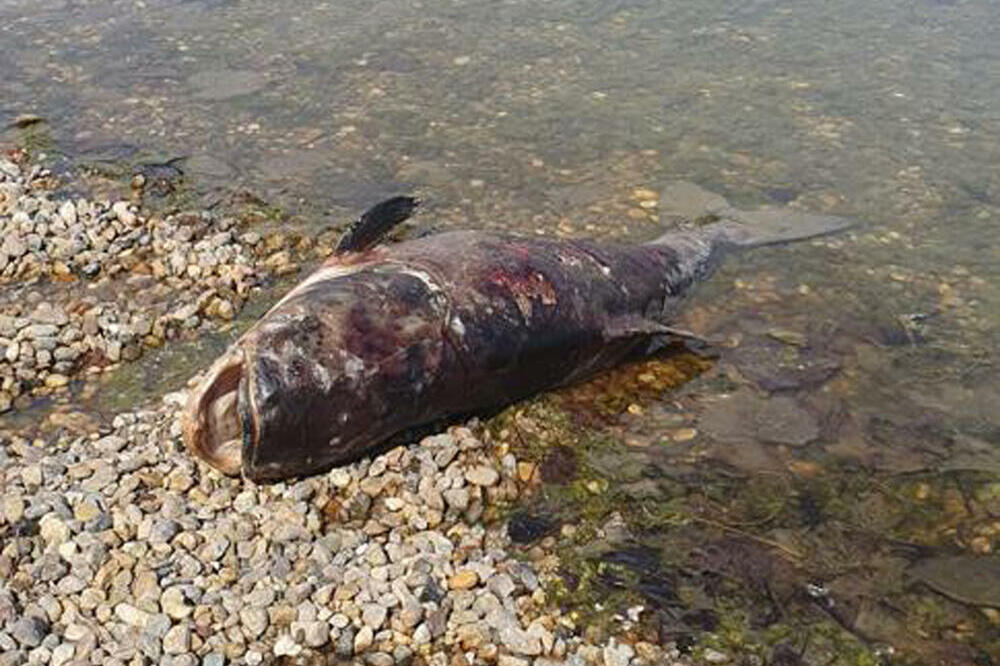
[183,227,721,481]
[185,202,861,483]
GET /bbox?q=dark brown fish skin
[232,231,700,480]
[184,208,852,481]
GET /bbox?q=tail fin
[706,208,856,249]
[649,180,855,249]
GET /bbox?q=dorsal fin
[335,196,420,254]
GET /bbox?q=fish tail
[650,207,855,252]
[705,208,856,249]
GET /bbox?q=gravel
[0,391,686,665]
[0,152,307,414]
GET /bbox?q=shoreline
[0,150,686,666]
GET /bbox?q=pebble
[38,514,69,546]
[273,635,302,657]
[443,487,470,511]
[298,621,329,648]
[163,624,191,654]
[202,653,225,666]
[2,495,25,523]
[161,587,192,619]
[49,643,74,666]
[10,616,48,647]
[603,640,635,666]
[58,201,77,225]
[362,603,388,629]
[354,625,374,653]
[465,465,500,486]
[449,569,479,590]
[240,608,269,639]
[335,626,356,658]
[703,648,730,663]
[498,656,530,666]
[114,603,151,628]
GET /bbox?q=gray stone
[96,435,126,453]
[10,616,48,647]
[31,304,68,326]
[492,610,540,656]
[0,315,16,336]
[412,623,430,646]
[50,643,75,666]
[3,235,26,258]
[487,573,516,599]
[247,587,276,608]
[362,603,387,630]
[393,645,414,666]
[149,519,180,544]
[298,621,328,648]
[443,488,470,511]
[335,626,355,658]
[145,613,172,639]
[366,653,394,666]
[25,324,59,339]
[202,653,225,666]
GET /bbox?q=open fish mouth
[182,350,251,477]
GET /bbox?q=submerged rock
[908,555,1000,607]
[700,389,820,447]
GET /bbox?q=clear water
[2,0,999,661]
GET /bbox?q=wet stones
[700,388,820,447]
[0,157,308,412]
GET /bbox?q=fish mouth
[182,350,252,477]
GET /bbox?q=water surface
[2,0,999,661]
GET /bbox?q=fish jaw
[182,348,250,477]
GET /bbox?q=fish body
[184,193,852,481]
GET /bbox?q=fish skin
[184,205,852,481]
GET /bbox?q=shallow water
[2,0,999,661]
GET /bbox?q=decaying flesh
[184,196,852,481]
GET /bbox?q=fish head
[182,261,450,482]
[182,308,375,481]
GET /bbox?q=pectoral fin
[604,316,716,356]
[335,196,420,254]
[604,316,706,344]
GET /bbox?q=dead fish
[183,189,854,481]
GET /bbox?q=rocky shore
[0,150,303,415]
[0,394,678,666]
[0,153,686,665]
